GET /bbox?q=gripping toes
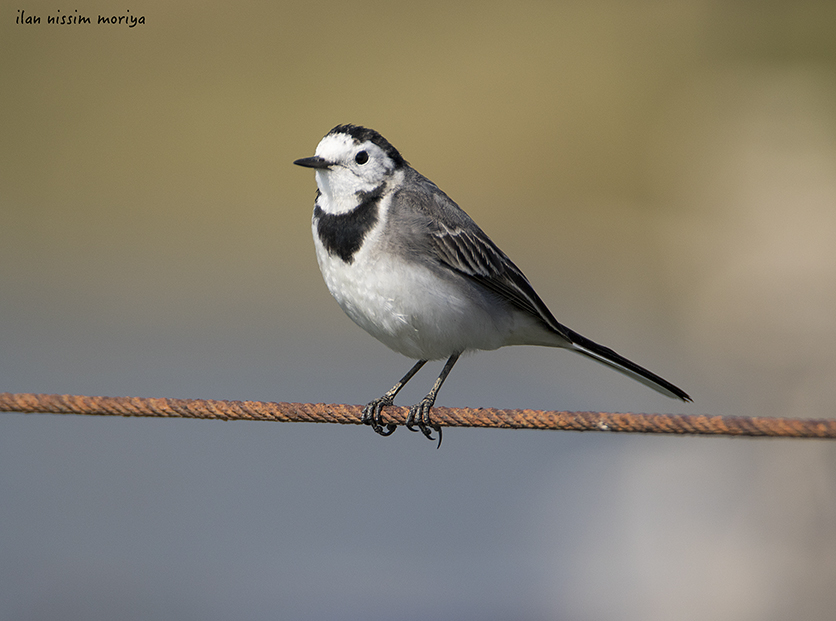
[361,397,397,436]
[406,398,442,447]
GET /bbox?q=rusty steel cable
[1,392,835,438]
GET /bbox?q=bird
[294,124,690,446]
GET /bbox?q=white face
[313,132,397,211]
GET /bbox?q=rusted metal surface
[2,392,835,438]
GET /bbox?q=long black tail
[563,328,691,401]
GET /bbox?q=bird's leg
[361,359,427,436]
[406,353,460,448]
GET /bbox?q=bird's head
[294,124,407,211]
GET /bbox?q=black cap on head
[327,124,408,169]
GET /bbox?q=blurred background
[2,1,836,619]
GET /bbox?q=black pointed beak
[293,156,332,169]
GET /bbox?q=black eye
[354,150,369,165]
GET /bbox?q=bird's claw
[406,398,442,448]
[361,397,397,436]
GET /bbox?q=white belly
[313,223,519,360]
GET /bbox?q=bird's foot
[406,397,442,448]
[361,395,397,437]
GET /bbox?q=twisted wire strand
[2,392,835,438]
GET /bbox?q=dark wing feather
[429,224,692,400]
[429,224,573,341]
[390,169,691,401]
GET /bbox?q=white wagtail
[295,124,690,446]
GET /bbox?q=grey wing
[418,189,692,401]
[389,172,571,337]
[430,225,692,401]
[390,172,691,401]
[428,219,573,341]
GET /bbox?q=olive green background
[2,2,836,619]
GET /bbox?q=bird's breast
[312,216,523,359]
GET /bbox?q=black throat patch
[314,186,383,264]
